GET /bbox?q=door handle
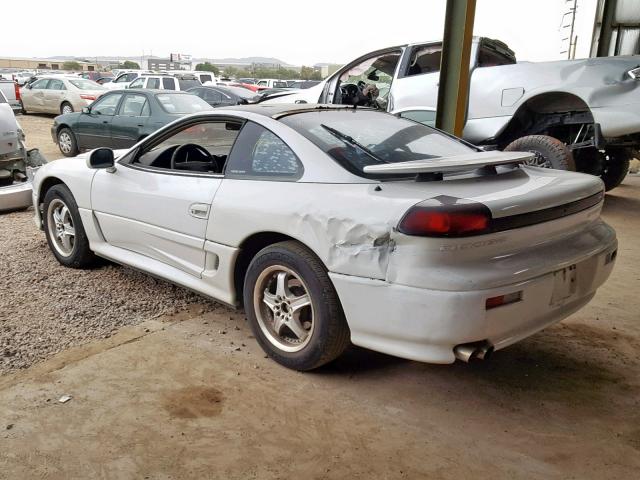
[188,203,210,219]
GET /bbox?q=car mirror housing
[82,107,90,114]
[87,148,116,172]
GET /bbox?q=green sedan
[51,89,213,157]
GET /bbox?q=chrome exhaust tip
[453,341,494,363]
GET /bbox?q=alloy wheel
[58,132,73,154]
[253,265,314,353]
[62,104,73,115]
[47,198,76,257]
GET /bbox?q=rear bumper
[0,180,33,212]
[330,234,617,364]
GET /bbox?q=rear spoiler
[362,151,532,175]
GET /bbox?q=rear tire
[57,127,79,157]
[243,241,350,371]
[601,149,631,191]
[505,135,576,171]
[60,102,74,115]
[43,184,99,269]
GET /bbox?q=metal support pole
[596,0,616,57]
[435,0,477,136]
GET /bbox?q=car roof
[218,103,376,119]
[103,89,191,95]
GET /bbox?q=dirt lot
[0,114,639,479]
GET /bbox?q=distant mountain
[45,54,297,67]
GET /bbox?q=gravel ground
[0,209,224,373]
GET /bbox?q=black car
[187,85,254,108]
[51,89,212,156]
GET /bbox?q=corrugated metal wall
[591,0,640,56]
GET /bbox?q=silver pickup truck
[266,37,640,190]
[0,79,21,113]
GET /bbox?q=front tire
[243,241,350,371]
[505,135,576,171]
[43,184,98,268]
[57,127,79,157]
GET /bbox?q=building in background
[0,57,100,71]
[591,0,640,56]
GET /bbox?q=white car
[32,105,617,370]
[103,71,155,90]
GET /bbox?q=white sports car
[32,105,617,370]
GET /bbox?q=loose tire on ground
[43,184,99,269]
[57,127,79,157]
[243,240,350,371]
[505,135,576,171]
[600,149,631,191]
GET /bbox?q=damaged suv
[0,91,46,212]
[266,37,640,190]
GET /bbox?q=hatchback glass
[281,110,474,178]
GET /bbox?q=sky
[2,0,598,65]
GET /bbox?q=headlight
[627,67,640,79]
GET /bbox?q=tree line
[195,62,323,80]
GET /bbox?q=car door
[388,44,441,112]
[90,117,243,277]
[44,78,66,113]
[110,93,151,148]
[24,79,49,111]
[74,92,124,149]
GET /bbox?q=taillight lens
[80,94,96,101]
[398,196,492,237]
[14,82,20,101]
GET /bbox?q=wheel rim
[253,265,315,353]
[47,198,76,257]
[62,104,73,114]
[59,132,72,154]
[523,149,551,168]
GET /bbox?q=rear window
[178,79,202,90]
[69,79,105,90]
[155,93,212,114]
[273,81,288,88]
[280,110,474,178]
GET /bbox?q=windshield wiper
[320,124,386,164]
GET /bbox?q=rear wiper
[320,124,386,164]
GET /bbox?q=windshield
[69,79,105,90]
[280,110,475,178]
[155,93,212,114]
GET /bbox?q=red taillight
[14,82,20,101]
[398,197,492,237]
[485,291,522,310]
[80,94,96,101]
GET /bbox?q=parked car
[103,70,155,90]
[256,78,289,89]
[0,79,21,112]
[166,70,216,85]
[51,89,213,156]
[0,91,46,212]
[264,36,640,190]
[20,77,106,115]
[287,80,321,89]
[95,77,114,85]
[33,104,616,370]
[80,72,114,82]
[187,85,253,107]
[128,73,201,91]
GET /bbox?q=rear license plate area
[550,264,577,305]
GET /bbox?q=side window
[477,47,516,67]
[91,93,123,115]
[200,74,212,83]
[406,45,442,76]
[162,77,176,90]
[31,79,49,89]
[398,109,436,127]
[119,94,148,116]
[134,120,243,172]
[129,78,144,89]
[257,80,267,87]
[204,90,222,103]
[147,77,160,89]
[226,122,303,180]
[126,73,138,82]
[48,79,66,90]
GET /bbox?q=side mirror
[82,107,90,114]
[87,148,115,172]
